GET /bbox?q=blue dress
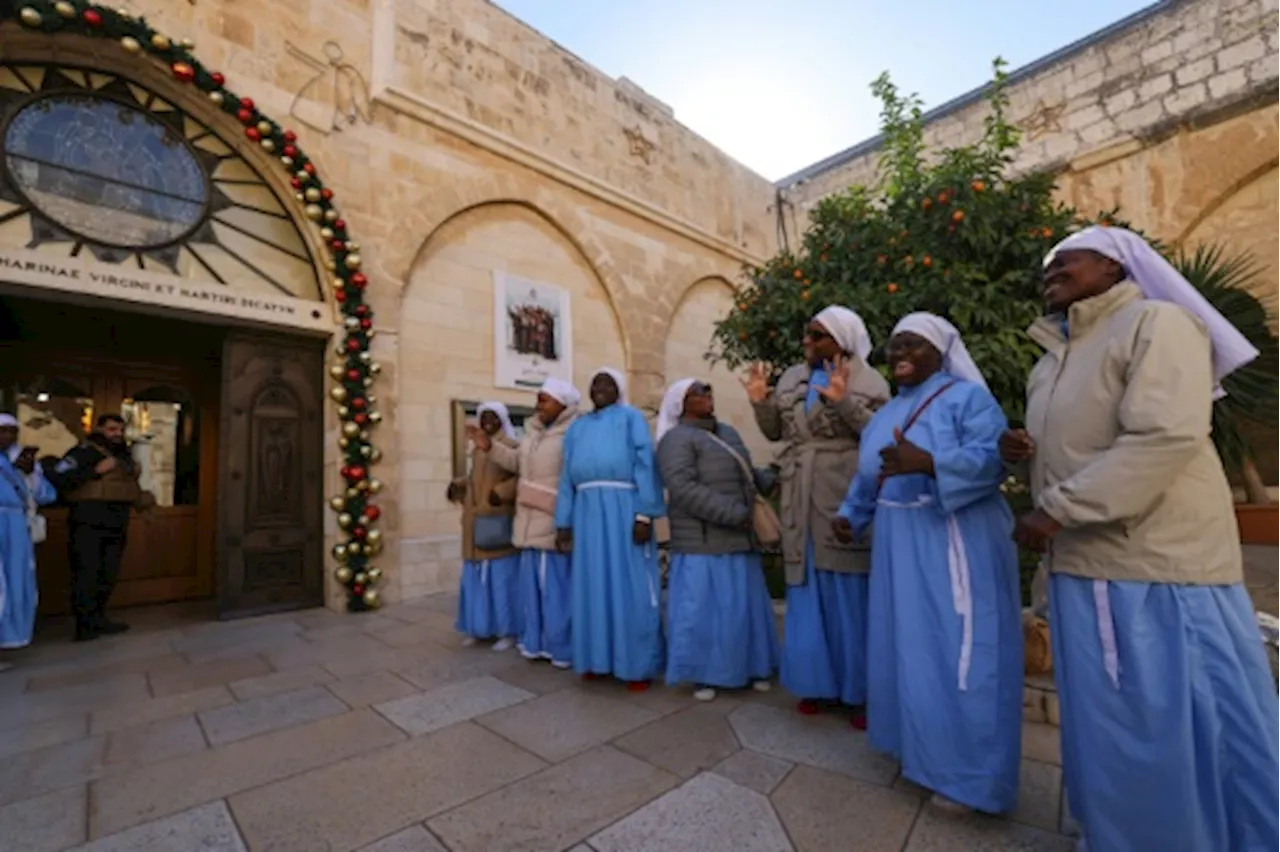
[1,452,57,650]
[839,371,1023,813]
[517,547,572,665]
[556,404,665,681]
[455,553,522,640]
[1051,576,1279,851]
[780,366,871,706]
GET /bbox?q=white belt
[877,493,972,691]
[578,480,636,490]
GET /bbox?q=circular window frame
[0,87,216,253]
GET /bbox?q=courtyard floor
[0,544,1273,852]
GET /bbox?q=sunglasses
[804,327,833,342]
[688,382,713,396]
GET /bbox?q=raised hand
[465,423,492,452]
[879,426,934,478]
[741,363,770,404]
[999,429,1035,464]
[817,354,851,402]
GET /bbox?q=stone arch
[395,199,628,597]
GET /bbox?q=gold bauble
[359,445,373,459]
[345,487,359,498]
[329,496,345,511]
[358,351,373,364]
[256,120,272,135]
[343,253,362,270]
[296,169,310,181]
[354,572,368,584]
[332,277,345,290]
[342,422,360,437]
[325,259,337,272]
[367,394,378,405]
[329,364,345,379]
[368,540,384,556]
[280,155,294,167]
[365,528,382,544]
[347,541,363,555]
[210,91,224,105]
[369,448,383,463]
[180,37,195,49]
[115,7,131,18]
[295,193,306,203]
[54,1,75,18]
[305,187,321,203]
[369,362,383,375]
[337,513,353,529]
[356,479,370,492]
[338,437,350,449]
[329,386,348,402]
[368,411,383,424]
[362,378,374,388]
[343,316,359,330]
[362,588,381,608]
[324,209,339,222]
[336,405,349,418]
[320,227,334,240]
[260,139,276,153]
[335,566,353,583]
[332,543,348,560]
[357,513,371,526]
[368,478,384,494]
[367,567,383,582]
[345,241,361,252]
[304,204,323,222]
[150,34,171,50]
[18,6,41,26]
[359,430,371,441]
[121,36,142,53]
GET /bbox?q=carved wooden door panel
[218,332,324,618]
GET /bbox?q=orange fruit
[972,180,985,192]
[820,254,828,262]
[737,302,749,311]
[938,192,949,204]
[793,269,803,279]
[886,283,899,294]
[1042,227,1054,238]
[877,255,888,265]
[922,255,932,267]
[800,289,811,301]
[952,210,965,222]
[921,198,933,210]
[904,255,914,265]
[738,331,749,341]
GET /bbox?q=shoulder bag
[703,431,782,548]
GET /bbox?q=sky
[493,0,1155,181]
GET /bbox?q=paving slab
[613,705,742,778]
[197,685,349,746]
[0,784,87,852]
[227,722,546,852]
[0,675,151,732]
[492,659,579,695]
[429,746,679,852]
[903,805,1074,852]
[476,688,661,762]
[90,685,235,735]
[227,664,335,701]
[327,670,421,708]
[588,772,793,852]
[1008,759,1062,833]
[0,713,89,760]
[1021,723,1061,767]
[711,749,794,795]
[374,675,534,736]
[0,734,106,807]
[771,764,921,852]
[70,801,246,852]
[103,714,208,771]
[728,704,898,785]
[147,657,272,698]
[358,825,449,851]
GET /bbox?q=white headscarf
[592,367,628,405]
[0,414,16,428]
[540,377,581,407]
[813,305,873,363]
[476,401,516,439]
[1045,226,1259,397]
[892,312,988,389]
[655,378,698,444]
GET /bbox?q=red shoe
[626,680,651,693]
[796,699,820,715]
[850,710,867,731]
[581,672,604,682]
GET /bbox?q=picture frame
[449,399,537,480]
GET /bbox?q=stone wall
[62,0,780,607]
[782,0,1279,234]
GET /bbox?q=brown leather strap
[876,381,956,493]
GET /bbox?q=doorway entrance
[0,293,325,619]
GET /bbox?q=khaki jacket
[487,405,578,551]
[1025,281,1242,586]
[752,359,889,583]
[452,434,519,562]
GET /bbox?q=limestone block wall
[783,0,1279,221]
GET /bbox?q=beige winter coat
[752,359,890,583]
[1024,281,1242,586]
[451,434,519,562]
[487,405,579,551]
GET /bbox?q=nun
[453,402,521,650]
[555,369,666,689]
[656,378,780,701]
[1005,225,1278,851]
[836,313,1022,815]
[1,413,56,669]
[476,378,581,668]
[742,305,889,727]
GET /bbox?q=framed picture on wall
[492,271,573,391]
[450,399,537,480]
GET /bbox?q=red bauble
[283,144,297,158]
[330,239,344,252]
[351,397,366,410]
[240,97,255,109]
[290,177,302,190]
[304,163,316,175]
[283,130,297,143]
[82,9,102,26]
[236,108,253,124]
[211,72,226,86]
[347,465,366,481]
[355,305,370,317]
[350,273,368,289]
[171,62,196,83]
[245,127,260,141]
[364,505,382,521]
[359,318,372,330]
[352,584,364,596]
[352,526,368,540]
[345,337,361,352]
[353,412,369,425]
[346,368,361,382]
[321,188,334,200]
[334,219,346,230]
[334,290,347,303]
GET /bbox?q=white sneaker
[551,659,572,670]
[693,687,717,702]
[751,680,772,692]
[492,637,515,652]
[930,793,972,814]
[518,645,539,660]
[460,636,478,647]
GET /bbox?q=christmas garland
[3,0,384,611]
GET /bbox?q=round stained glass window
[2,94,209,249]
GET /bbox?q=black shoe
[74,624,100,643]
[96,619,130,636]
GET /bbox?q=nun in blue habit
[837,314,1022,815]
[555,368,665,688]
[1,413,57,668]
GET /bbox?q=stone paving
[0,593,1083,852]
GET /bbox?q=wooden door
[218,332,324,619]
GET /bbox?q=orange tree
[712,60,1120,421]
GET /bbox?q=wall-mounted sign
[0,247,335,335]
[493,271,573,391]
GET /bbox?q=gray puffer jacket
[656,419,761,555]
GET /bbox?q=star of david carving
[1020,100,1067,141]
